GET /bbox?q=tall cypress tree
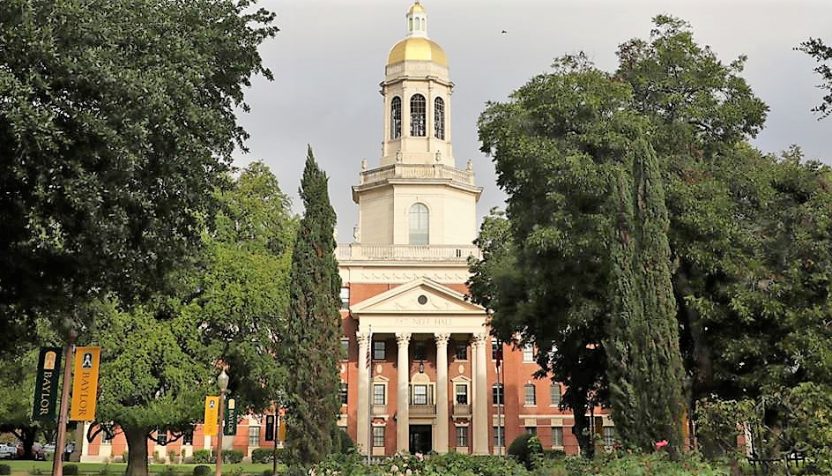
[606,138,686,450]
[283,147,342,463]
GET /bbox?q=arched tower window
[409,203,429,245]
[410,94,426,137]
[391,97,402,139]
[434,97,445,140]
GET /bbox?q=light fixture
[218,369,229,392]
[419,359,425,373]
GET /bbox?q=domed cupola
[386,2,447,67]
[380,1,454,167]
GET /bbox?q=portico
[350,278,490,455]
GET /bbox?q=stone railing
[371,404,387,416]
[359,164,475,186]
[336,243,481,262]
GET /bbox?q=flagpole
[366,324,373,465]
[52,329,77,476]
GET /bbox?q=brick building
[78,0,612,463]
[335,1,612,457]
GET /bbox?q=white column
[434,333,450,453]
[396,332,411,453]
[356,332,370,455]
[472,333,489,455]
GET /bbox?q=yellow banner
[69,346,101,421]
[203,396,219,436]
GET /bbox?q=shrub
[284,465,308,476]
[0,464,10,475]
[192,449,212,464]
[222,449,244,464]
[331,427,354,454]
[63,465,79,475]
[193,465,211,476]
[508,433,543,469]
[251,447,271,463]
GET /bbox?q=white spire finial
[406,1,428,38]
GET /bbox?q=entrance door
[408,425,432,454]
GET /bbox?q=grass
[0,460,283,475]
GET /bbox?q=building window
[372,426,385,447]
[373,384,386,406]
[409,203,429,245]
[525,426,537,436]
[603,427,615,447]
[454,342,467,360]
[523,344,535,363]
[552,426,564,447]
[550,383,562,406]
[410,94,426,136]
[340,382,348,405]
[391,97,402,139]
[373,340,386,360]
[102,431,113,444]
[412,384,428,405]
[340,338,349,360]
[339,287,350,309]
[525,384,536,406]
[493,426,505,447]
[491,339,499,360]
[249,426,260,447]
[455,384,468,404]
[413,343,427,361]
[492,384,504,405]
[434,97,445,139]
[183,429,194,446]
[455,426,468,447]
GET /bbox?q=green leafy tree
[474,16,779,453]
[605,139,685,450]
[798,38,832,118]
[475,54,630,456]
[0,345,52,460]
[0,0,277,355]
[93,162,295,476]
[282,147,342,464]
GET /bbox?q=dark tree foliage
[798,38,832,118]
[606,139,685,450]
[92,162,295,476]
[0,0,277,354]
[282,147,342,464]
[472,16,832,454]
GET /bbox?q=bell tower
[351,1,481,247]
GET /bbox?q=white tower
[352,1,481,248]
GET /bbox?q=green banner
[223,398,237,436]
[32,347,62,421]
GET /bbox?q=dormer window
[410,94,426,137]
[409,203,429,245]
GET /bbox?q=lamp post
[215,369,229,476]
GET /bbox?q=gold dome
[408,2,425,15]
[387,37,447,66]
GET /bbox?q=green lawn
[0,460,282,475]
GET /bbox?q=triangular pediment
[350,278,484,315]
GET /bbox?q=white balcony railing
[336,243,481,262]
[359,164,475,186]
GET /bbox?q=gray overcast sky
[233,0,831,240]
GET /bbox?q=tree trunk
[571,403,594,459]
[123,426,150,476]
[15,426,37,460]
